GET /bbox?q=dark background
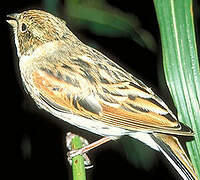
[2,1,199,180]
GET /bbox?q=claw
[66,132,115,169]
[66,132,93,168]
[66,132,89,150]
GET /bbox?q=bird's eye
[21,23,27,32]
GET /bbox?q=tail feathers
[152,133,198,180]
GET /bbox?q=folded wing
[32,53,193,136]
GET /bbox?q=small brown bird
[7,10,198,179]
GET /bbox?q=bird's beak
[6,13,19,28]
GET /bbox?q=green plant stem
[70,136,86,180]
[154,0,200,178]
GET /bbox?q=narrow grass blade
[154,0,200,178]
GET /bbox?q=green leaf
[120,136,157,171]
[154,0,200,178]
[65,0,156,52]
[43,0,59,15]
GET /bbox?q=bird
[7,9,198,180]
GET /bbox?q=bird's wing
[32,64,103,120]
[32,51,193,136]
[98,80,192,136]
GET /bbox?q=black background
[2,1,199,180]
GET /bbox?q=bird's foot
[66,132,93,169]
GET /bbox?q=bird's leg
[67,136,114,157]
[66,132,116,168]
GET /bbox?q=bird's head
[7,9,69,57]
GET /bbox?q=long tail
[151,133,198,180]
